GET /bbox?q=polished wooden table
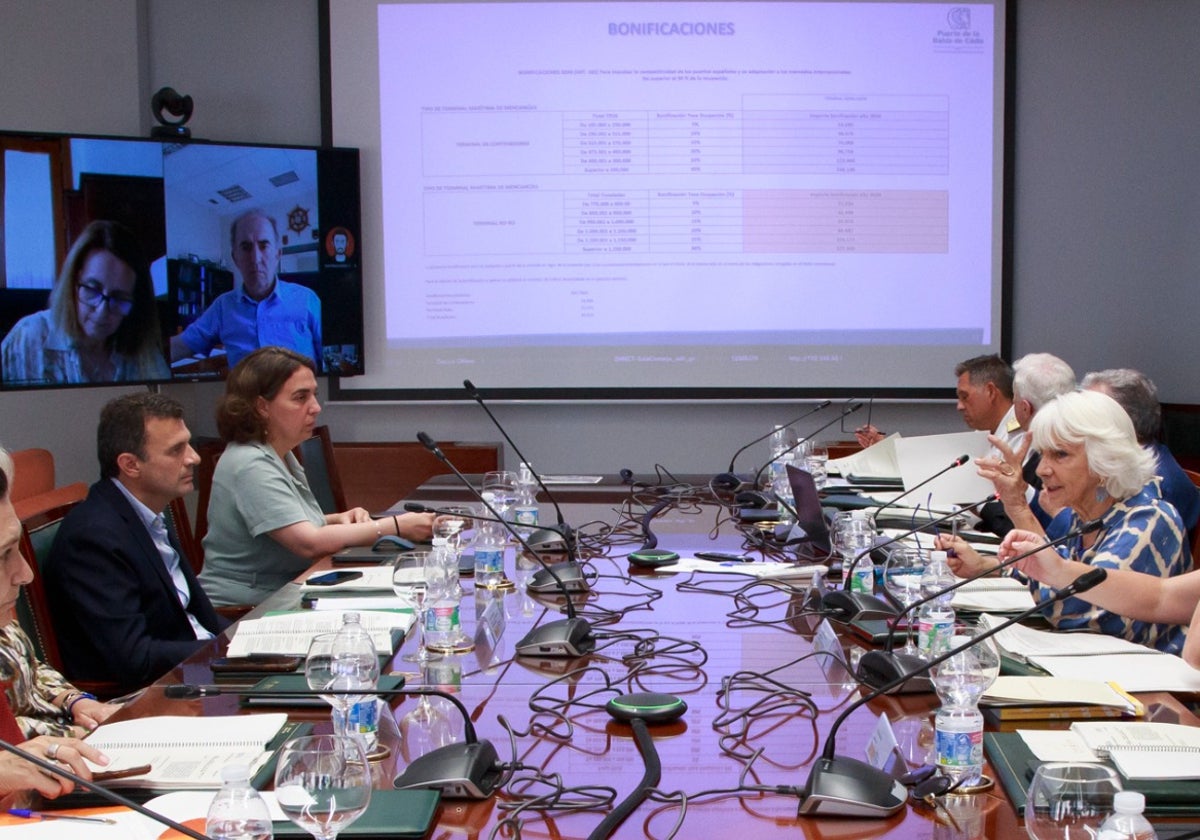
[121,488,1199,839]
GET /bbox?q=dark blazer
[42,479,225,694]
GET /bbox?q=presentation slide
[330,1,1007,397]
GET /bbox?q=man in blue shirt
[169,210,322,370]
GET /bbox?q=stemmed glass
[392,551,440,664]
[1025,763,1122,840]
[274,734,373,840]
[930,624,1001,709]
[433,505,473,551]
[481,471,518,518]
[305,634,350,729]
[882,546,927,655]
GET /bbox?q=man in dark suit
[43,393,225,695]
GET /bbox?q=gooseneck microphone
[714,400,832,487]
[418,432,595,658]
[870,454,970,521]
[856,518,1106,693]
[0,738,212,839]
[749,402,863,491]
[821,494,996,622]
[463,379,574,554]
[165,683,502,799]
[799,567,1109,818]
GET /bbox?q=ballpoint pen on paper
[7,807,118,824]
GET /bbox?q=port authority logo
[946,7,972,30]
[934,6,984,50]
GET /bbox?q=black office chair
[295,425,347,515]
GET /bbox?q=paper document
[1026,651,1200,693]
[829,434,901,479]
[894,430,993,508]
[981,677,1141,713]
[951,578,1036,612]
[657,558,826,579]
[977,613,1158,661]
[227,609,413,656]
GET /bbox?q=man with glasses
[42,393,226,695]
[0,220,170,386]
[168,209,323,371]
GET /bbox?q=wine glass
[305,634,349,725]
[882,546,926,655]
[1025,763,1122,840]
[433,505,473,552]
[481,470,518,517]
[930,624,1000,708]
[274,734,373,840]
[804,445,829,490]
[393,551,441,664]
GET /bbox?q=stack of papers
[1021,721,1200,780]
[226,610,413,656]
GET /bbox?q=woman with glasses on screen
[1,220,169,386]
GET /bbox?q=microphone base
[856,650,935,694]
[528,561,590,593]
[515,617,596,658]
[798,755,908,818]
[821,590,900,622]
[393,740,501,799]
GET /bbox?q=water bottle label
[346,698,379,735]
[474,548,503,575]
[917,617,954,656]
[850,566,873,594]
[935,724,982,769]
[515,506,538,526]
[427,603,461,635]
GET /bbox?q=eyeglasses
[77,281,134,316]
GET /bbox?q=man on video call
[169,209,322,370]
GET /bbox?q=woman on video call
[1,220,169,386]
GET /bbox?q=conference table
[118,477,1200,839]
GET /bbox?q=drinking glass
[433,505,474,552]
[882,546,926,655]
[930,624,1000,708]
[274,734,373,840]
[1025,763,1122,840]
[305,634,349,724]
[804,445,829,490]
[481,470,518,516]
[392,551,440,664]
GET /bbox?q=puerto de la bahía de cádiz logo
[946,7,972,30]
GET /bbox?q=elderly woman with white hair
[939,389,1191,653]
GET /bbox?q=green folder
[272,789,441,838]
[985,731,1200,817]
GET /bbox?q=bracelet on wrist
[392,514,401,536]
[65,691,96,716]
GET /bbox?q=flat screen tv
[0,130,364,390]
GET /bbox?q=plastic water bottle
[426,539,463,651]
[933,704,984,787]
[844,511,876,594]
[513,462,539,537]
[331,612,379,751]
[767,424,795,487]
[473,522,505,589]
[1098,791,1158,840]
[916,550,956,659]
[206,764,273,840]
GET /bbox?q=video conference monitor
[0,130,364,390]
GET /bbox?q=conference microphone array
[749,402,863,491]
[856,517,1106,693]
[821,494,997,622]
[0,738,212,839]
[799,566,1109,818]
[713,400,832,488]
[418,432,596,658]
[869,454,970,522]
[165,683,502,799]
[463,379,575,555]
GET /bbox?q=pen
[7,808,117,824]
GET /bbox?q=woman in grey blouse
[199,346,434,606]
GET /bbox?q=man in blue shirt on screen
[169,209,322,370]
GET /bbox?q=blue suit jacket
[42,479,225,694]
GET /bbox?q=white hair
[1030,390,1155,500]
[1013,353,1076,410]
